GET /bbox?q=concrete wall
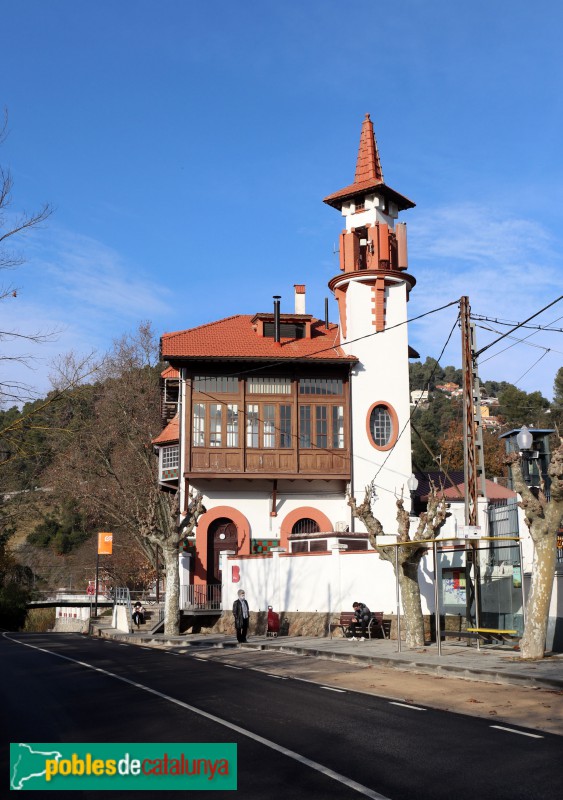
[222,546,435,617]
[53,616,89,633]
[112,604,132,633]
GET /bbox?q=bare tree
[47,323,206,634]
[1,109,53,407]
[145,489,206,635]
[349,484,448,648]
[506,438,563,659]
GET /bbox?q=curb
[244,641,563,691]
[93,628,563,692]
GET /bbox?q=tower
[324,114,416,532]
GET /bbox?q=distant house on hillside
[435,382,460,394]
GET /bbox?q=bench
[467,627,520,644]
[441,628,520,644]
[330,611,388,640]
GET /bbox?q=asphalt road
[2,632,560,799]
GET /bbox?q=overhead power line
[473,295,563,359]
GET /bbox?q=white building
[154,114,418,603]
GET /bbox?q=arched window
[291,518,320,535]
[367,402,398,451]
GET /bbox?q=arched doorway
[207,517,238,583]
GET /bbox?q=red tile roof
[354,113,384,184]
[152,414,179,445]
[323,113,415,211]
[417,471,516,502]
[161,315,357,363]
[442,481,517,502]
[161,366,179,379]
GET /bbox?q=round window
[367,402,398,450]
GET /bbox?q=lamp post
[407,473,419,517]
[516,425,533,452]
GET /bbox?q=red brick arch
[279,507,333,551]
[195,506,250,584]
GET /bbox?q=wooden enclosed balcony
[187,446,350,480]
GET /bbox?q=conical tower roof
[323,114,414,211]
[354,113,384,184]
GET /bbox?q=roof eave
[164,354,358,366]
[323,182,415,211]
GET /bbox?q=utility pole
[460,296,486,628]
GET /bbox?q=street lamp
[516,425,533,452]
[407,473,419,517]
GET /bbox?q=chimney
[294,284,306,315]
[273,296,281,344]
[324,297,329,329]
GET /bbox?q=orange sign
[98,532,113,555]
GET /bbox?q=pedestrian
[233,589,250,643]
[132,601,145,629]
[349,601,371,640]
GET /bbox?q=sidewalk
[93,623,563,691]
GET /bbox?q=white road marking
[389,702,426,711]
[491,725,543,739]
[224,665,242,670]
[4,633,391,800]
[194,657,208,662]
[321,686,346,693]
[266,674,287,679]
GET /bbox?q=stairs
[134,603,165,634]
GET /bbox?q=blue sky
[1,0,562,403]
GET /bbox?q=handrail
[114,587,132,617]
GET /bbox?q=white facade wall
[223,548,434,617]
[342,277,413,535]
[191,478,350,538]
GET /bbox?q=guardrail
[181,584,222,611]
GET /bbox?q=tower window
[356,227,368,270]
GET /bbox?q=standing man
[233,589,250,643]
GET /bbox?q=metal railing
[181,584,222,611]
[114,587,132,617]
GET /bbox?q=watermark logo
[9,743,237,791]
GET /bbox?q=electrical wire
[471,313,563,334]
[473,294,563,358]
[512,350,551,385]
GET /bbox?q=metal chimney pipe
[273,296,281,343]
[325,297,329,329]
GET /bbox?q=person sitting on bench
[349,601,371,640]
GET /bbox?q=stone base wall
[180,611,450,641]
[54,617,90,633]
